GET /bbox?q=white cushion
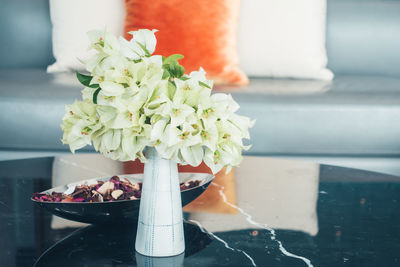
[238,0,333,80]
[47,0,125,73]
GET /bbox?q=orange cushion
[123,160,212,174]
[183,168,238,214]
[124,0,248,86]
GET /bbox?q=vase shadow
[34,221,212,267]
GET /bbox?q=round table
[0,155,399,266]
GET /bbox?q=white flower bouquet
[61,29,254,174]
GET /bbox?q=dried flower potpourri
[32,176,202,203]
[61,29,254,174]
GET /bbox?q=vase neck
[145,146,159,160]
[145,147,178,168]
[146,146,175,162]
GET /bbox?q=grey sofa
[1,0,400,175]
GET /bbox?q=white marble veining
[210,182,314,267]
[188,219,256,267]
[48,154,317,266]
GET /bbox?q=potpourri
[33,176,201,203]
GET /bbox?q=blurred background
[0,0,400,175]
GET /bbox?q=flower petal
[100,81,125,96]
[180,145,203,167]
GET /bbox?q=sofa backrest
[326,0,400,78]
[0,0,54,69]
[1,0,399,78]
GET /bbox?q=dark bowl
[32,172,213,224]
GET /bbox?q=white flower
[99,81,125,96]
[203,148,224,174]
[152,120,203,163]
[87,29,120,55]
[83,53,107,73]
[62,29,254,173]
[143,55,163,68]
[61,100,99,153]
[121,126,151,160]
[81,87,96,101]
[100,129,122,153]
[216,120,243,147]
[150,118,168,142]
[168,102,195,127]
[188,67,213,89]
[211,93,240,118]
[173,78,211,108]
[162,123,201,147]
[91,55,129,83]
[228,113,256,140]
[130,29,158,55]
[199,120,218,151]
[119,29,158,60]
[180,145,204,167]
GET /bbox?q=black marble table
[0,155,399,267]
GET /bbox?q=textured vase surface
[135,147,185,257]
[135,251,185,267]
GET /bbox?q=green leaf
[163,54,184,65]
[93,88,101,104]
[162,54,185,79]
[136,42,151,57]
[88,83,100,88]
[167,81,176,100]
[166,61,185,78]
[199,81,211,89]
[177,65,185,77]
[168,62,177,75]
[162,69,170,80]
[76,72,93,87]
[180,76,190,81]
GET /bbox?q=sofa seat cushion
[0,70,83,151]
[0,69,400,156]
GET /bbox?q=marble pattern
[3,155,398,266]
[49,154,316,265]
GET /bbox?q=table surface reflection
[0,155,399,267]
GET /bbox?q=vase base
[135,221,185,257]
[135,251,185,266]
[135,248,185,258]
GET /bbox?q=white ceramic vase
[135,147,185,257]
[135,251,185,266]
